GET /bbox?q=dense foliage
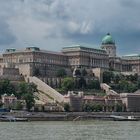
[56,69,67,77]
[0,79,37,111]
[17,82,37,111]
[61,77,74,91]
[0,79,16,96]
[60,76,101,93]
[83,103,102,112]
[63,103,70,112]
[103,71,140,93]
[82,102,123,112]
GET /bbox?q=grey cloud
[0,0,140,54]
[0,20,16,45]
[119,0,140,8]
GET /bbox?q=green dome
[102,33,115,45]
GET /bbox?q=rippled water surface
[0,121,140,140]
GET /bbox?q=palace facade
[0,33,140,77]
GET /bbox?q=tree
[61,77,74,91]
[0,102,3,108]
[0,79,16,96]
[77,77,86,89]
[56,69,67,77]
[126,74,138,82]
[13,101,23,110]
[111,79,138,93]
[137,80,140,89]
[64,103,70,112]
[87,80,100,90]
[82,103,103,112]
[94,104,102,112]
[16,82,37,98]
[82,103,92,112]
[74,69,81,77]
[113,74,121,84]
[16,82,27,99]
[17,82,36,111]
[103,71,114,84]
[115,103,123,112]
[81,68,87,76]
[23,93,35,111]
[118,80,137,93]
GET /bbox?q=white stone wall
[17,63,31,76]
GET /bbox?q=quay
[1,112,140,121]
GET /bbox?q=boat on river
[110,115,139,121]
[0,116,28,122]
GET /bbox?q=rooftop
[122,54,140,57]
[122,54,140,60]
[4,47,65,56]
[62,45,107,54]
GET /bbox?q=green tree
[74,69,81,77]
[63,103,70,112]
[103,71,114,84]
[16,82,27,98]
[87,80,100,90]
[94,104,102,112]
[113,74,121,84]
[137,80,140,89]
[119,80,137,93]
[23,93,35,111]
[82,103,93,112]
[0,79,16,96]
[81,68,87,76]
[82,103,103,112]
[126,74,138,82]
[56,69,67,77]
[78,77,86,89]
[12,101,23,110]
[116,103,123,112]
[17,82,36,111]
[0,102,3,108]
[16,82,37,98]
[61,77,74,91]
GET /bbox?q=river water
[0,121,140,140]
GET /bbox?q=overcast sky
[0,0,140,55]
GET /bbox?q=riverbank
[1,111,140,121]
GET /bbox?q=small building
[1,94,17,108]
[83,95,123,112]
[120,92,140,112]
[84,96,105,106]
[64,91,83,112]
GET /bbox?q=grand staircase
[25,76,64,105]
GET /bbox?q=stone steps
[26,76,64,104]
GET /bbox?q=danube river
[0,121,140,140]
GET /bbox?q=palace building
[0,33,140,78]
[62,45,109,69]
